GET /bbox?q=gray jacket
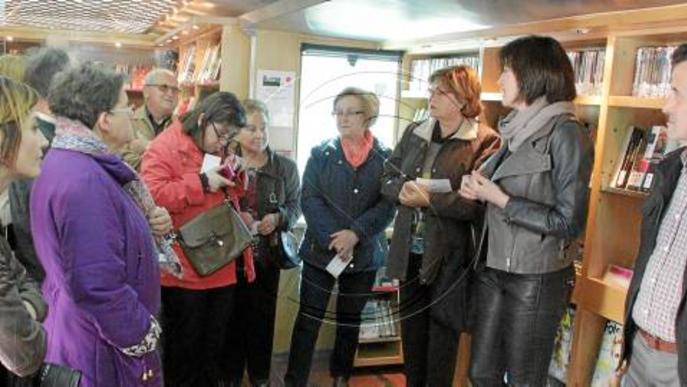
[480,113,594,274]
[0,236,47,376]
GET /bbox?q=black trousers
[400,254,460,387]
[161,285,235,387]
[223,259,281,385]
[284,263,376,387]
[469,265,574,386]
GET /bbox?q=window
[296,44,402,175]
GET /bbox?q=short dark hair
[181,91,246,144]
[48,62,124,129]
[672,44,687,67]
[499,35,576,104]
[24,48,70,98]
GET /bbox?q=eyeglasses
[145,84,180,94]
[331,110,365,118]
[109,106,134,117]
[211,122,236,145]
[427,87,451,97]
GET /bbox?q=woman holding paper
[382,65,500,387]
[460,36,593,386]
[141,92,255,386]
[284,87,395,387]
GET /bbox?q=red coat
[141,121,254,289]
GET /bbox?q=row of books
[567,49,605,96]
[548,307,624,386]
[177,44,222,85]
[407,55,481,93]
[611,125,679,192]
[632,46,677,98]
[411,107,431,122]
[113,64,151,91]
[359,299,399,340]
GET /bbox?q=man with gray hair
[9,47,70,284]
[121,68,178,170]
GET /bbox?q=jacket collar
[412,117,478,143]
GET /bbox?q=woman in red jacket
[141,92,254,386]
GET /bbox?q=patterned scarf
[52,117,182,277]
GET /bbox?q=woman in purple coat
[30,63,172,386]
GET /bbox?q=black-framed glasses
[145,84,180,94]
[211,122,236,145]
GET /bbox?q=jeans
[469,265,574,386]
[284,263,376,387]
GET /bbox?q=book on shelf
[407,55,480,93]
[548,306,576,383]
[591,321,623,387]
[640,126,680,192]
[113,64,151,91]
[611,126,645,189]
[412,107,429,122]
[602,264,634,289]
[632,46,677,98]
[567,49,605,96]
[177,45,196,85]
[359,299,398,341]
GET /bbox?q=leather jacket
[479,113,594,274]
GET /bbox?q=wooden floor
[258,352,406,387]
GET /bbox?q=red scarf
[341,130,374,168]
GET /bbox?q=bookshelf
[353,286,404,367]
[394,20,687,387]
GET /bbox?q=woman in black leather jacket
[460,35,594,386]
[223,99,301,387]
[0,77,49,378]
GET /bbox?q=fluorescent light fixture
[304,1,489,41]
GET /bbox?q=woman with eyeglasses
[0,77,49,379]
[220,99,301,387]
[140,91,255,386]
[31,63,172,386]
[284,87,395,387]
[382,65,500,387]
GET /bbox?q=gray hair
[144,68,176,86]
[24,47,71,98]
[48,62,124,129]
[333,87,380,127]
[241,99,270,122]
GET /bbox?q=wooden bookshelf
[394,15,687,387]
[353,287,403,368]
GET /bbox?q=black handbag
[33,363,81,387]
[268,230,301,269]
[177,200,252,276]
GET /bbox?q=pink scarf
[341,130,374,168]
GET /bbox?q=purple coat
[31,149,161,387]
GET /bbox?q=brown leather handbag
[177,200,252,276]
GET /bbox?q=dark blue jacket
[299,137,395,273]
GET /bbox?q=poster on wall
[256,70,296,154]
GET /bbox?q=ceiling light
[182,30,189,35]
[192,25,200,30]
[172,35,179,40]
[115,42,122,48]
[6,36,14,42]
